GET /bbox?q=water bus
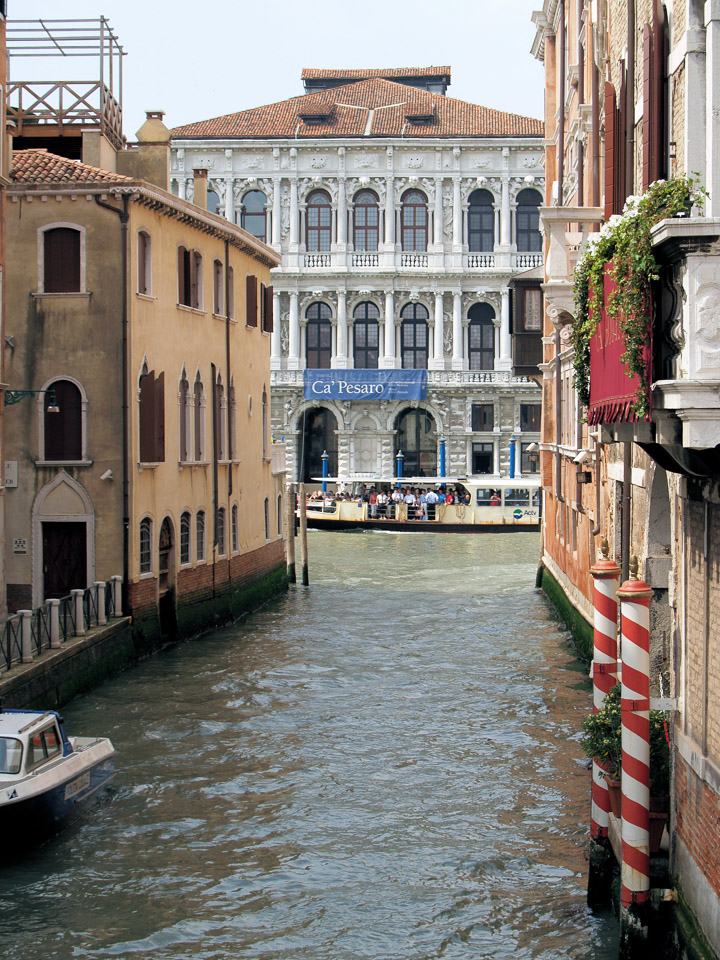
[301,476,541,532]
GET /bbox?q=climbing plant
[571,177,704,418]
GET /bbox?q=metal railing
[0,577,123,675]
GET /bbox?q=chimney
[192,168,208,210]
[132,110,171,190]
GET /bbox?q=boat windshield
[0,737,23,775]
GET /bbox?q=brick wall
[675,753,720,902]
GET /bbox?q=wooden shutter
[44,228,81,293]
[264,284,274,333]
[154,371,165,463]
[603,82,617,221]
[139,370,155,462]
[178,247,186,304]
[643,23,654,190]
[45,380,82,461]
[246,275,258,327]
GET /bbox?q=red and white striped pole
[590,538,620,839]
[617,555,651,911]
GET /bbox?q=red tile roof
[11,149,134,185]
[301,66,451,80]
[171,79,542,140]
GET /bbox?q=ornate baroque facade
[171,69,545,483]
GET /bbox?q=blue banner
[304,369,428,402]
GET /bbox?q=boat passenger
[490,490,501,506]
[369,488,378,518]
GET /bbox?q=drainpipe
[621,441,631,582]
[558,0,567,204]
[577,0,585,204]
[95,193,130,610]
[626,0,636,196]
[555,330,564,509]
[211,361,219,598]
[224,239,232,497]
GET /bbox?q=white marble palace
[170,67,545,483]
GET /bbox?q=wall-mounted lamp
[4,388,60,413]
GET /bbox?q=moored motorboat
[0,703,115,853]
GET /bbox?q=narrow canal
[0,531,618,959]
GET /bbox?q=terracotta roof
[171,79,542,140]
[11,149,134,185]
[301,66,451,80]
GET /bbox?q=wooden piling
[285,483,296,584]
[298,482,309,585]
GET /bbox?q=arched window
[43,379,82,461]
[139,517,152,574]
[179,372,191,463]
[216,507,226,556]
[241,190,267,243]
[196,510,206,561]
[468,189,495,252]
[193,374,205,461]
[139,366,165,464]
[231,504,239,553]
[400,303,429,369]
[306,302,332,369]
[214,374,226,461]
[353,301,380,369]
[138,231,152,295]
[207,189,220,215]
[178,246,203,308]
[353,189,379,251]
[395,408,437,477]
[277,494,283,537]
[43,227,81,293]
[516,189,542,252]
[401,190,428,252]
[264,498,270,540]
[262,386,269,460]
[299,407,337,482]
[306,190,332,252]
[228,380,237,461]
[213,259,223,315]
[180,511,191,565]
[468,302,496,371]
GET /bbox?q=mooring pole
[298,481,309,586]
[588,536,620,906]
[321,451,329,494]
[285,482,296,584]
[617,555,652,959]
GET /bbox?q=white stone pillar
[496,287,513,371]
[432,292,445,370]
[95,581,107,626]
[335,291,348,368]
[337,179,347,247]
[178,178,187,200]
[434,178,444,246]
[288,292,300,369]
[271,290,282,369]
[224,178,234,221]
[383,291,396,367]
[19,610,33,663]
[290,179,299,246]
[452,178,462,248]
[49,599,61,648]
[500,177,511,247]
[272,178,282,246]
[706,0,720,216]
[72,588,86,636]
[452,293,463,370]
[384,178,395,247]
[111,575,123,617]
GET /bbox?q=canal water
[0,531,618,960]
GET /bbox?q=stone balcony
[291,251,543,273]
[539,206,603,325]
[271,369,534,388]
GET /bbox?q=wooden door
[42,522,87,599]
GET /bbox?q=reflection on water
[0,531,618,959]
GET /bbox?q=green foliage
[572,178,705,417]
[581,683,671,796]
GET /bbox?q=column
[224,178,234,221]
[451,293,463,370]
[337,179,347,247]
[288,292,300,369]
[178,178,187,200]
[706,0,720,216]
[383,290,396,367]
[289,178,299,246]
[500,176,511,248]
[335,292,348,368]
[95,581,107,626]
[434,178,444,246]
[272,178,282,246]
[496,287,512,371]
[452,178,462,249]
[271,290,282,369]
[49,599,61,648]
[432,292,445,370]
[384,178,395,247]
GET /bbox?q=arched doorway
[158,517,178,640]
[395,408,437,478]
[299,407,338,482]
[32,471,94,607]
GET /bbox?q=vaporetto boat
[302,476,541,532]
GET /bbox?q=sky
[9,1,546,138]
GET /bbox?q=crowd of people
[308,484,474,520]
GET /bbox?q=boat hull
[304,515,540,533]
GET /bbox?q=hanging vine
[571,177,704,418]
